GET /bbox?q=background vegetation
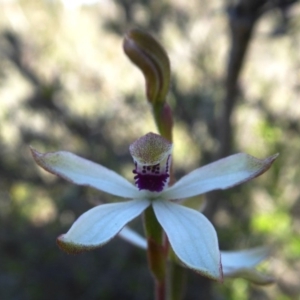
[0,0,300,299]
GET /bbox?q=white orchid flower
[118,227,274,285]
[31,132,278,281]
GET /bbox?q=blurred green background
[0,0,300,299]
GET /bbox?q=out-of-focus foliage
[0,0,300,299]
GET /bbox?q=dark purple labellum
[132,155,171,192]
[133,172,169,192]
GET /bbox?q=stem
[169,262,187,300]
[144,206,167,299]
[155,279,166,300]
[150,87,174,300]
[153,101,175,185]
[153,102,173,142]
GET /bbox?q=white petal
[224,269,274,285]
[221,247,269,273]
[162,153,278,200]
[221,247,274,284]
[117,228,273,284]
[31,148,140,198]
[152,200,222,280]
[118,226,147,249]
[57,199,150,253]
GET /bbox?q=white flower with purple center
[31,132,278,281]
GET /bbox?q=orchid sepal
[221,247,274,284]
[224,268,274,285]
[30,147,140,199]
[118,227,274,284]
[152,200,223,281]
[162,153,279,201]
[56,199,150,254]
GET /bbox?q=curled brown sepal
[123,29,171,104]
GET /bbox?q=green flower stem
[152,100,174,300]
[169,261,187,300]
[153,102,174,187]
[153,103,173,143]
[144,206,167,299]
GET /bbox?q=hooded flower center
[129,132,173,193]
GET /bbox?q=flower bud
[123,29,170,104]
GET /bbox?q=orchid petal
[224,268,274,285]
[118,227,147,249]
[31,148,139,198]
[221,247,274,284]
[117,227,273,283]
[57,199,150,254]
[152,200,222,280]
[162,153,278,200]
[221,247,269,272]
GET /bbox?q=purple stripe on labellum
[132,155,171,192]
